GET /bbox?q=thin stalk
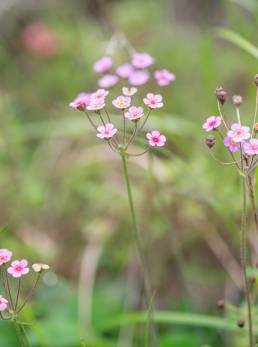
[17,274,41,314]
[13,320,29,347]
[138,109,152,134]
[252,88,258,136]
[126,123,138,149]
[217,101,229,130]
[120,152,159,347]
[247,174,258,236]
[3,266,14,311]
[15,278,22,311]
[84,111,97,131]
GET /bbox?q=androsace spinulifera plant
[203,75,258,347]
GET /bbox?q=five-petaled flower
[244,138,258,156]
[90,89,109,101]
[202,116,222,132]
[125,106,144,121]
[69,93,91,110]
[132,52,154,69]
[227,123,250,143]
[146,130,166,147]
[0,249,12,266]
[32,263,50,273]
[0,296,8,312]
[98,74,118,88]
[223,136,240,153]
[97,123,117,139]
[7,259,30,278]
[144,93,164,109]
[154,69,176,86]
[87,98,105,111]
[112,96,131,109]
[93,56,112,73]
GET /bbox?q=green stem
[13,321,29,347]
[120,152,159,347]
[247,174,258,236]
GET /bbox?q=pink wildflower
[146,130,166,147]
[7,259,30,278]
[122,87,138,96]
[97,123,117,139]
[202,116,222,132]
[69,93,91,110]
[154,69,176,86]
[132,52,154,69]
[0,249,12,266]
[0,296,8,312]
[116,64,134,78]
[243,138,258,156]
[87,98,105,111]
[112,96,131,109]
[98,74,118,88]
[125,106,144,121]
[93,56,112,73]
[227,123,250,143]
[223,136,240,153]
[90,89,109,101]
[143,93,163,109]
[32,263,50,273]
[128,70,149,86]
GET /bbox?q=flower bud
[237,320,245,328]
[215,87,227,105]
[254,123,258,132]
[232,95,242,107]
[205,135,216,149]
[216,299,225,310]
[254,74,258,87]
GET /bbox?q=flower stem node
[215,87,227,105]
[205,135,216,148]
[232,95,243,107]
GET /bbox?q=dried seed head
[205,135,216,149]
[254,74,258,87]
[232,95,242,107]
[237,320,245,328]
[216,299,225,310]
[215,87,227,105]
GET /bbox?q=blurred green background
[1,0,258,346]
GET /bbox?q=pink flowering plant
[202,77,258,347]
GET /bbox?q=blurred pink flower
[32,263,50,273]
[97,123,117,139]
[0,296,8,312]
[116,64,134,78]
[112,96,131,109]
[146,130,166,147]
[154,69,176,86]
[98,74,118,88]
[21,21,58,56]
[93,56,112,73]
[223,136,239,153]
[143,93,163,109]
[7,259,30,278]
[132,52,154,69]
[0,249,12,266]
[128,70,149,86]
[90,89,109,101]
[87,98,105,111]
[122,87,138,96]
[227,123,250,143]
[125,106,144,121]
[244,138,258,155]
[202,116,222,132]
[69,93,91,110]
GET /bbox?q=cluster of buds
[0,248,49,320]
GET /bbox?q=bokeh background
[1,0,258,346]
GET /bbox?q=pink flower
[0,296,8,312]
[128,70,149,86]
[125,106,144,121]
[223,136,240,153]
[69,93,91,110]
[154,69,176,86]
[97,123,117,139]
[244,138,258,155]
[87,98,105,111]
[143,93,163,109]
[93,56,112,73]
[116,64,134,78]
[132,52,154,69]
[32,263,50,273]
[98,74,118,88]
[0,249,12,266]
[7,259,30,278]
[90,89,109,101]
[122,87,138,96]
[202,116,222,132]
[112,96,131,109]
[146,130,166,147]
[227,123,250,143]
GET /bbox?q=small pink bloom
[223,136,240,153]
[112,96,131,109]
[87,98,105,111]
[132,52,154,69]
[0,249,12,266]
[69,93,91,110]
[244,138,258,155]
[154,69,176,86]
[7,259,30,278]
[98,74,118,88]
[125,106,144,121]
[122,87,138,96]
[90,89,109,101]
[32,263,50,273]
[143,93,163,109]
[93,56,112,73]
[116,64,134,78]
[202,116,222,132]
[146,130,166,147]
[128,70,149,86]
[227,123,250,143]
[0,296,8,312]
[97,123,117,139]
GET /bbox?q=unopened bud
[216,299,225,310]
[254,74,258,87]
[215,87,227,105]
[237,320,245,328]
[232,95,242,107]
[205,135,216,149]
